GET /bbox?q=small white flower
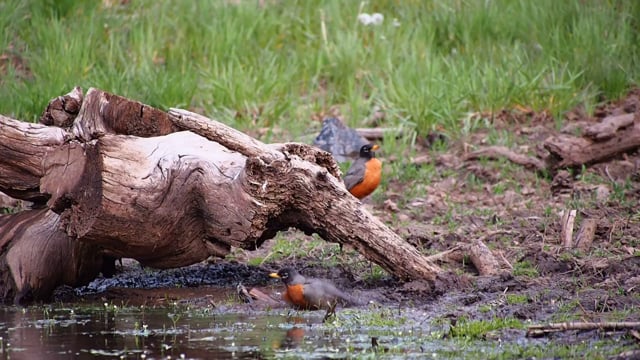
[371,13,384,25]
[358,13,372,25]
[392,18,401,27]
[358,12,384,26]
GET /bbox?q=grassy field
[1,0,638,139]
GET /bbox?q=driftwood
[0,87,441,303]
[527,321,640,337]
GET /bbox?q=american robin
[269,268,360,310]
[343,144,382,199]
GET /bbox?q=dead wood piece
[0,115,69,202]
[425,246,462,263]
[168,109,342,188]
[355,127,404,141]
[169,108,276,160]
[39,86,84,127]
[426,230,514,275]
[575,218,598,251]
[248,288,279,305]
[544,116,640,169]
[560,210,577,249]
[0,209,104,304]
[527,321,640,337]
[72,88,179,141]
[466,238,500,276]
[464,146,545,171]
[584,113,635,141]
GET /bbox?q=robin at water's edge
[343,144,382,199]
[269,268,362,310]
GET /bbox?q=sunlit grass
[1,0,637,138]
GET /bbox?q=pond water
[0,303,439,359]
[0,300,628,359]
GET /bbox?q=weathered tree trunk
[0,87,441,303]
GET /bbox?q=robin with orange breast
[269,268,361,310]
[344,144,382,199]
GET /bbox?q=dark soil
[58,89,640,336]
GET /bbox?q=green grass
[1,0,638,138]
[449,316,524,339]
[512,260,540,277]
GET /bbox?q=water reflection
[0,305,367,359]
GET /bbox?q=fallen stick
[248,288,279,305]
[560,210,577,249]
[425,246,462,263]
[425,230,515,275]
[355,127,404,141]
[463,146,546,171]
[527,321,640,337]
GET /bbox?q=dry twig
[464,146,546,171]
[527,321,640,337]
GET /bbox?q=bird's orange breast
[284,284,309,308]
[349,158,382,199]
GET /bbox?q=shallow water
[0,303,439,359]
[0,301,627,359]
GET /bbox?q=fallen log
[463,146,546,172]
[544,112,640,169]
[0,87,441,303]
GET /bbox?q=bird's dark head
[269,268,299,284]
[359,144,380,158]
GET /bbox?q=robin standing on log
[344,144,382,199]
[269,268,361,310]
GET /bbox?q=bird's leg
[322,301,338,323]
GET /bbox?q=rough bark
[584,113,635,141]
[0,87,442,302]
[70,87,180,140]
[168,109,440,280]
[575,218,598,251]
[0,115,69,203]
[545,112,640,169]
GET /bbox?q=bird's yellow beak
[269,273,280,278]
[371,144,380,151]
